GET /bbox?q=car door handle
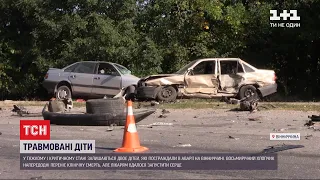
[70,75,76,78]
[94,77,100,80]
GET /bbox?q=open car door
[218,59,244,93]
[184,60,219,94]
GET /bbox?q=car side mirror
[186,69,194,75]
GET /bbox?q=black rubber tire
[310,115,320,121]
[56,85,72,100]
[42,103,156,126]
[86,98,125,114]
[239,85,258,100]
[124,85,136,101]
[48,100,65,112]
[156,86,178,102]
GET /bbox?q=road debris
[0,132,2,135]
[30,176,42,180]
[304,120,315,127]
[308,115,320,121]
[106,124,115,131]
[305,134,313,140]
[248,117,261,121]
[273,128,288,132]
[228,135,239,140]
[150,101,159,106]
[230,98,240,104]
[158,114,168,118]
[76,99,85,102]
[162,109,170,114]
[136,102,141,109]
[260,144,304,154]
[174,143,192,147]
[193,116,198,118]
[12,105,29,116]
[151,122,173,126]
[138,122,174,128]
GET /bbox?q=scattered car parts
[308,115,320,121]
[260,144,304,154]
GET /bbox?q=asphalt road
[0,106,320,179]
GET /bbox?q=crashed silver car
[136,58,277,101]
[43,61,140,100]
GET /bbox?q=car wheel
[239,85,259,100]
[157,86,177,102]
[56,85,72,100]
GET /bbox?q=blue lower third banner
[20,153,278,170]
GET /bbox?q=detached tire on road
[86,98,125,114]
[42,103,156,126]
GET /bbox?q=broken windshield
[175,60,198,74]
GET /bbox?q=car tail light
[44,73,48,79]
[273,73,277,81]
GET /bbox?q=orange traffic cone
[114,100,149,153]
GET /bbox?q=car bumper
[258,83,277,97]
[136,86,161,100]
[42,80,57,94]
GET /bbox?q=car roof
[75,61,125,66]
[77,61,113,64]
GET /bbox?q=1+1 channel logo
[270,10,300,28]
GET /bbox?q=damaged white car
[136,58,277,101]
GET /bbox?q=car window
[72,62,96,74]
[97,63,119,76]
[113,63,131,74]
[242,63,255,72]
[238,62,244,73]
[64,63,79,72]
[192,61,215,75]
[220,61,238,75]
[176,60,198,74]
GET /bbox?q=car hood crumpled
[141,74,185,86]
